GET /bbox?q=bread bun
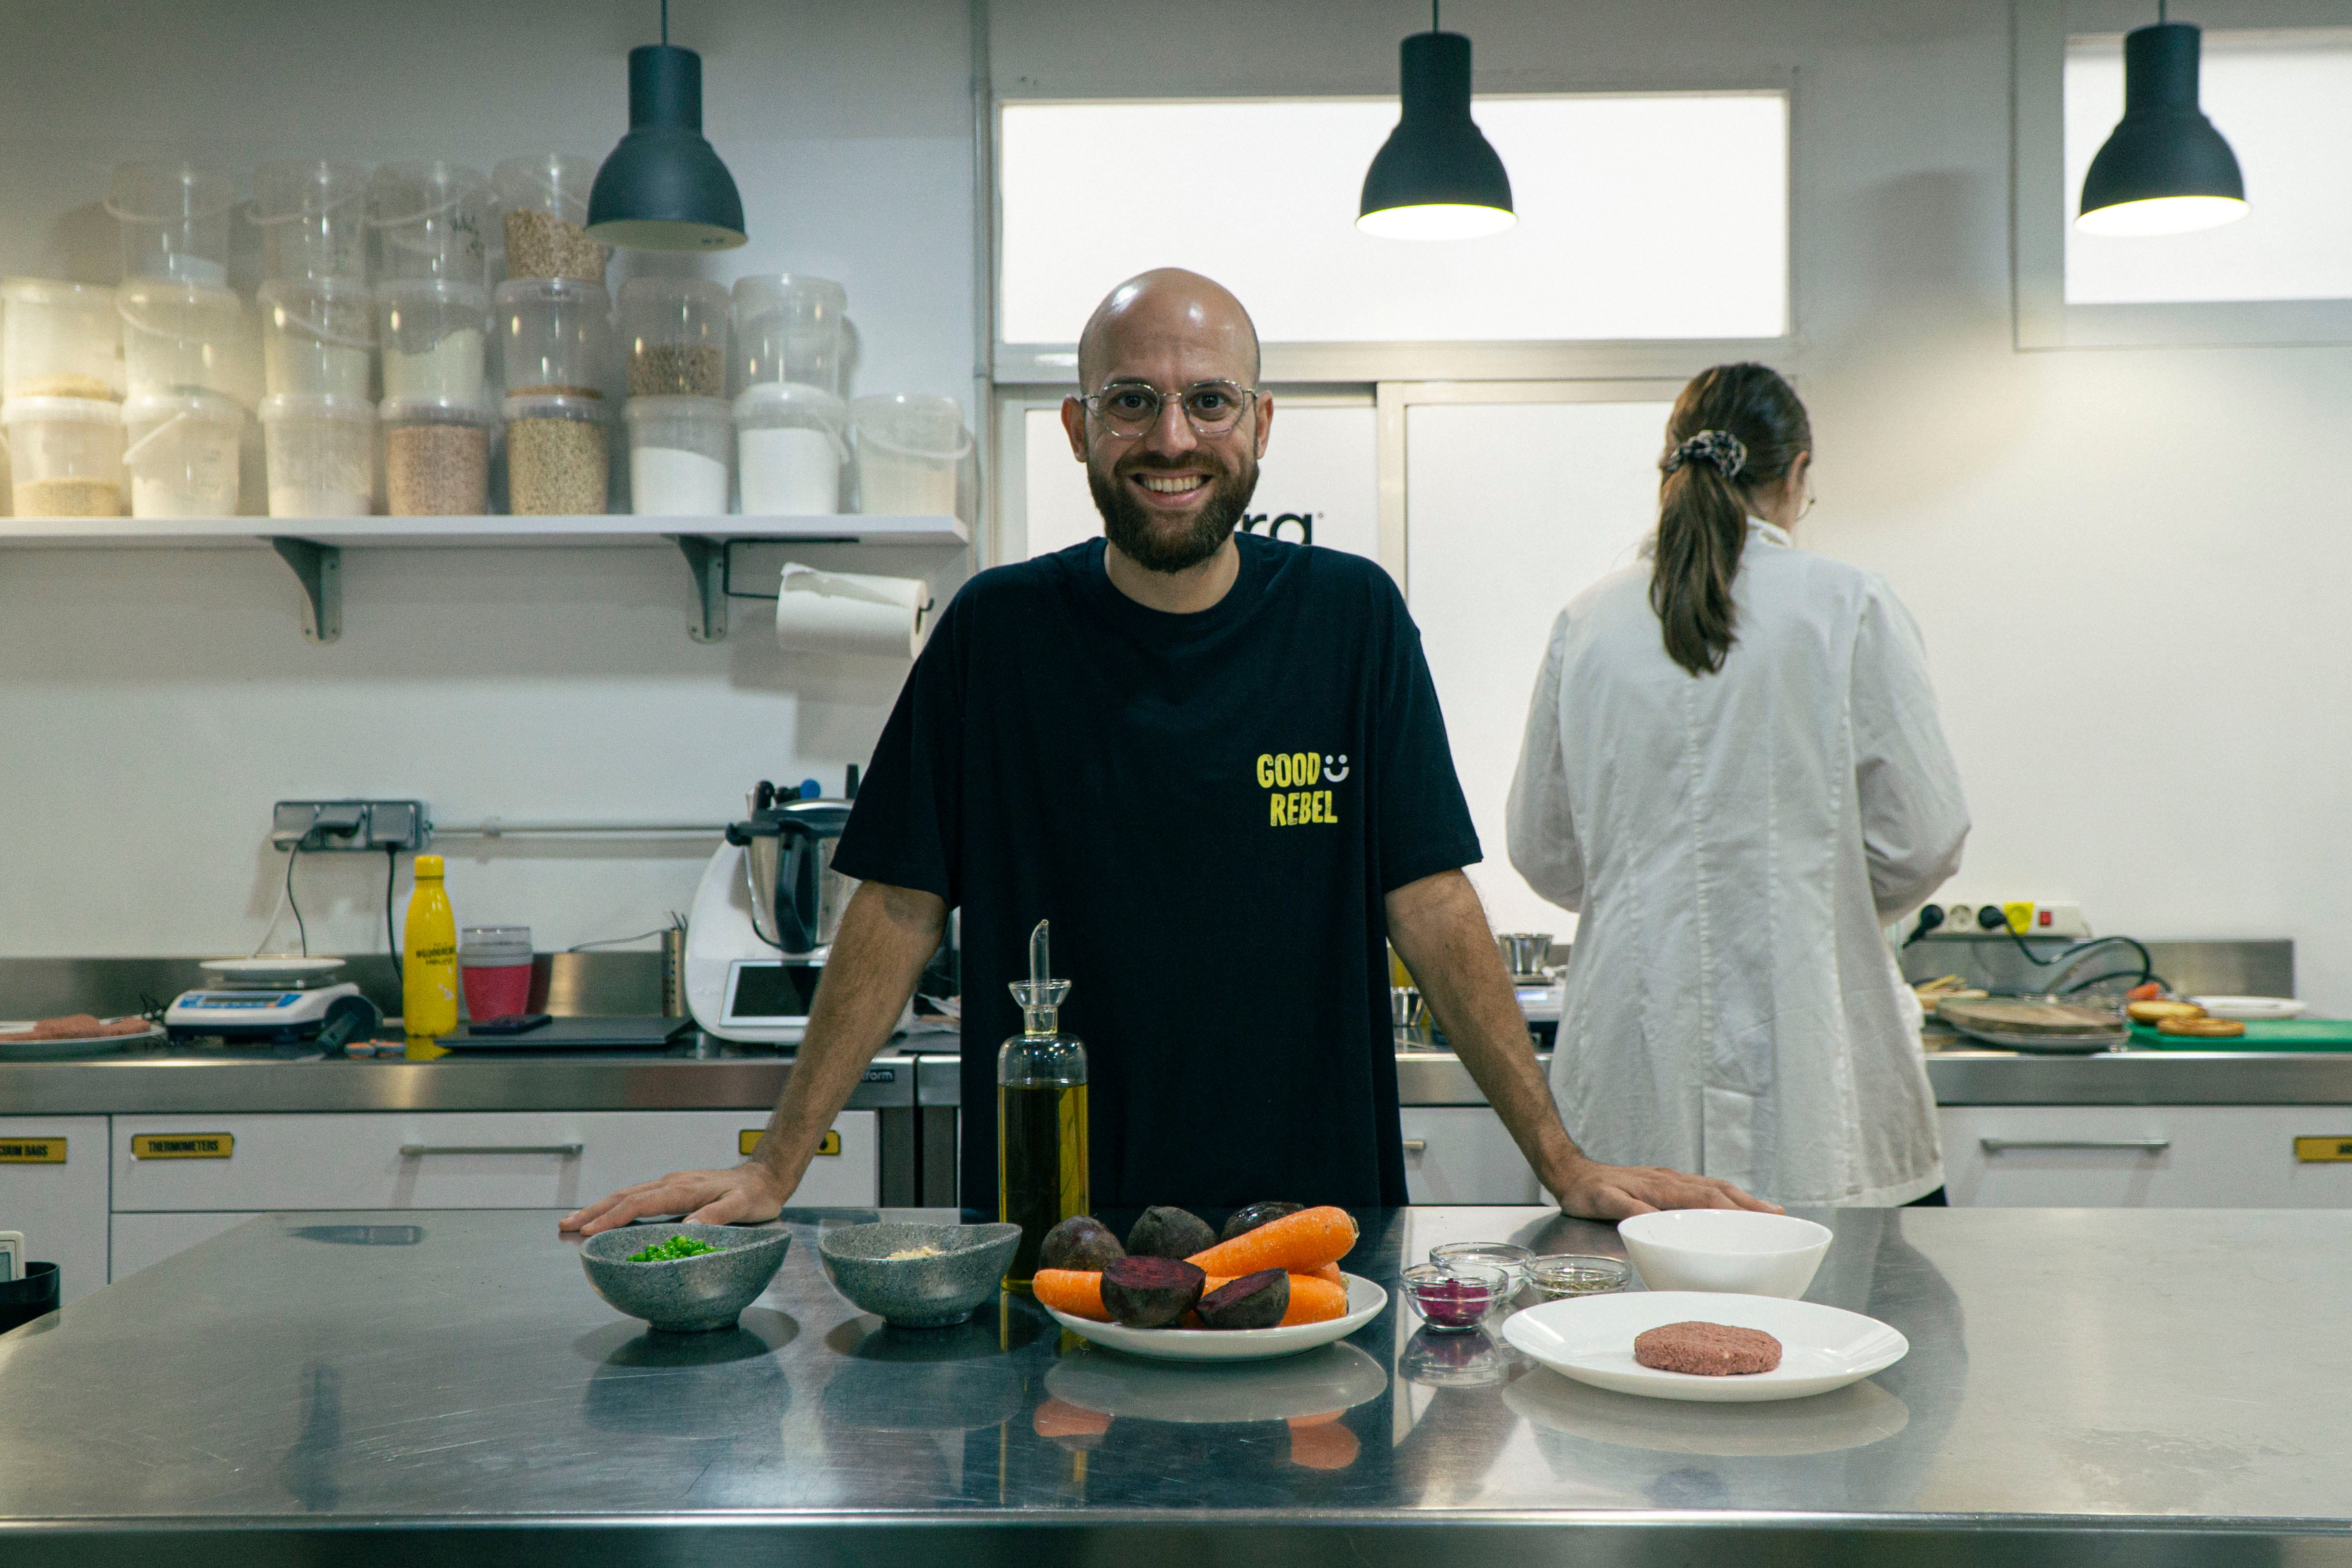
[2157,1015,2245,1038]
[2128,1000,2205,1025]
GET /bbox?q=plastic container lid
[260,391,377,425]
[503,392,606,423]
[624,394,732,427]
[1,395,126,427]
[853,393,972,459]
[380,396,497,426]
[122,390,243,426]
[495,276,611,310]
[734,381,847,427]
[732,273,847,316]
[377,276,490,312]
[0,276,115,307]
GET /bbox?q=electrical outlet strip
[270,800,431,853]
[1926,899,2090,940]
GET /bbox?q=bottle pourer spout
[1011,919,1068,1035]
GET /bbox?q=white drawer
[1939,1104,2352,1207]
[0,1116,110,1304]
[111,1110,878,1212]
[1399,1107,1542,1204]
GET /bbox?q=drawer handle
[1980,1138,2169,1154]
[398,1143,584,1158]
[1402,1139,1428,1154]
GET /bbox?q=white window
[997,94,1789,350]
[2065,29,2352,306]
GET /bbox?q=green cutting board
[2132,1018,2352,1052]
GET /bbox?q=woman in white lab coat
[1506,364,1968,1207]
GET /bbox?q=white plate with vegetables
[1041,1274,1387,1363]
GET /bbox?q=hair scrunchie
[1661,429,1748,481]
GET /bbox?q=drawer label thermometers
[742,1130,841,1158]
[131,1133,234,1160]
[0,1137,65,1163]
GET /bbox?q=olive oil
[998,919,1088,1290]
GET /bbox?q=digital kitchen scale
[165,956,379,1045]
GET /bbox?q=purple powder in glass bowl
[1401,1262,1508,1332]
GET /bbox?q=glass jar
[1,396,127,517]
[503,392,608,515]
[252,159,370,282]
[734,382,845,515]
[622,394,732,516]
[496,277,612,399]
[259,392,375,518]
[122,391,243,518]
[376,279,488,406]
[367,161,491,286]
[853,393,968,515]
[381,397,493,516]
[493,155,607,283]
[118,280,244,401]
[0,278,123,402]
[621,276,730,398]
[732,274,846,395]
[106,162,234,287]
[259,276,375,399]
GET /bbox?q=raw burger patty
[1633,1321,1784,1376]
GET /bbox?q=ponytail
[1648,364,1811,677]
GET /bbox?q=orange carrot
[1287,1413,1360,1470]
[1280,1273,1348,1325]
[1032,1268,1110,1322]
[1033,1396,1112,1442]
[1307,1262,1343,1287]
[1187,1205,1357,1277]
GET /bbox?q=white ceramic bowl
[1617,1210,1832,1299]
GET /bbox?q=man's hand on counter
[1548,1153,1781,1220]
[561,1163,789,1235]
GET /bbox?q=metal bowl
[578,1222,792,1333]
[817,1221,1021,1329]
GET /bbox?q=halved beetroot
[1196,1268,1291,1330]
[1100,1255,1206,1328]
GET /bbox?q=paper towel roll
[774,562,928,659]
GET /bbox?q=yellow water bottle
[402,854,459,1057]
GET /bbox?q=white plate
[1045,1341,1390,1422]
[1500,1290,1907,1402]
[1041,1274,1387,1363]
[201,956,348,982]
[2190,995,2306,1022]
[0,1019,165,1059]
[1504,1362,1911,1455]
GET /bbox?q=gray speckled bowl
[818,1221,1021,1328]
[579,1223,792,1333]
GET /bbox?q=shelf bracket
[270,538,342,644]
[673,535,728,644]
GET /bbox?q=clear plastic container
[259,277,374,399]
[732,274,846,395]
[117,280,244,400]
[252,159,370,282]
[623,394,732,515]
[621,276,729,398]
[367,162,491,286]
[503,392,607,515]
[381,397,493,516]
[853,393,968,515]
[106,163,234,287]
[259,392,375,517]
[376,279,488,406]
[0,277,123,401]
[1,396,126,516]
[459,924,535,1020]
[492,155,608,284]
[121,391,242,518]
[496,278,611,399]
[735,382,845,515]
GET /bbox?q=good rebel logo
[1258,750,1349,827]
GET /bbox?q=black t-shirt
[833,534,1480,1213]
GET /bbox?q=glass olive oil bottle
[998,919,1087,1289]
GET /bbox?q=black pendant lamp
[2077,14,2246,237]
[586,0,747,251]
[1358,3,1514,240]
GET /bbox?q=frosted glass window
[1000,96,1787,344]
[2065,31,2352,304]
[1405,400,1670,938]
[1022,404,1378,561]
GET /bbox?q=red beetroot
[1197,1268,1291,1330]
[1100,1255,1207,1327]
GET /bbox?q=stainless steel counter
[2,1204,2347,1565]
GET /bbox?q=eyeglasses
[1078,379,1261,438]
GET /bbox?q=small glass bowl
[1525,1253,1632,1300]
[1430,1241,1535,1291]
[1400,1261,1509,1333]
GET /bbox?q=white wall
[0,0,974,956]
[992,0,2352,1013]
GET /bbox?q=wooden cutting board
[1938,999,2122,1038]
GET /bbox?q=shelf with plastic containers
[368,162,490,287]
[504,393,607,515]
[121,391,242,518]
[732,274,846,396]
[252,159,370,284]
[259,276,374,400]
[258,393,375,518]
[3,397,127,517]
[107,163,235,290]
[493,155,607,285]
[853,393,968,516]
[0,279,124,403]
[622,276,729,399]
[382,398,494,517]
[735,381,846,515]
[624,395,731,515]
[376,279,487,406]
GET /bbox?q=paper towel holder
[671,536,934,645]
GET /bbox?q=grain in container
[621,276,729,398]
[853,393,968,516]
[252,159,370,282]
[497,277,611,399]
[368,162,491,287]
[121,391,242,517]
[1,277,123,401]
[1,396,126,516]
[381,397,493,516]
[493,155,608,284]
[732,274,846,395]
[106,163,234,288]
[623,394,731,516]
[735,382,845,515]
[259,392,375,518]
[259,276,374,399]
[503,392,607,515]
[119,279,244,401]
[377,279,488,406]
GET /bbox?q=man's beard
[1089,453,1259,574]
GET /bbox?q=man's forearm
[749,880,946,1198]
[1385,870,1588,1199]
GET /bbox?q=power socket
[271,800,431,853]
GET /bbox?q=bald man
[565,269,1771,1237]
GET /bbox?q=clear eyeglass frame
[1078,378,1261,438]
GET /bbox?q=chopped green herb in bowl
[627,1235,723,1263]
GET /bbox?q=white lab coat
[1506,521,1968,1206]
